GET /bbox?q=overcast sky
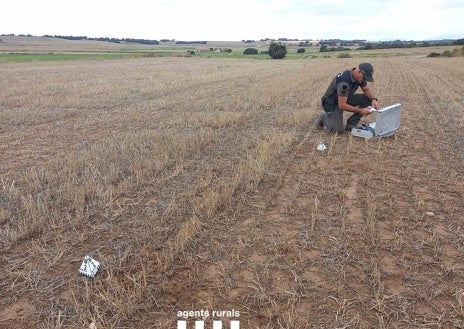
[2,0,463,41]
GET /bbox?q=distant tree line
[319,39,367,47]
[356,39,458,50]
[175,41,207,44]
[2,34,160,45]
[123,38,159,45]
[3,34,463,48]
[319,39,460,52]
[48,35,160,45]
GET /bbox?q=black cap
[359,62,374,82]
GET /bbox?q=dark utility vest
[322,69,367,105]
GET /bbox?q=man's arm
[338,95,371,115]
[361,85,380,109]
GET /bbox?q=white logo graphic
[177,320,240,329]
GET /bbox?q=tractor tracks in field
[165,119,385,326]
[167,126,342,318]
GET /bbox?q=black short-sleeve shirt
[322,68,367,103]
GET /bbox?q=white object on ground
[317,140,327,151]
[79,255,100,278]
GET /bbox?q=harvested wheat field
[1,53,463,329]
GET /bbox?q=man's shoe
[315,113,325,131]
[345,123,356,131]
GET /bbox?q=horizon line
[2,33,463,43]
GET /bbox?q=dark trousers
[320,94,372,133]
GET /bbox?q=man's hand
[372,99,380,109]
[359,107,373,116]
